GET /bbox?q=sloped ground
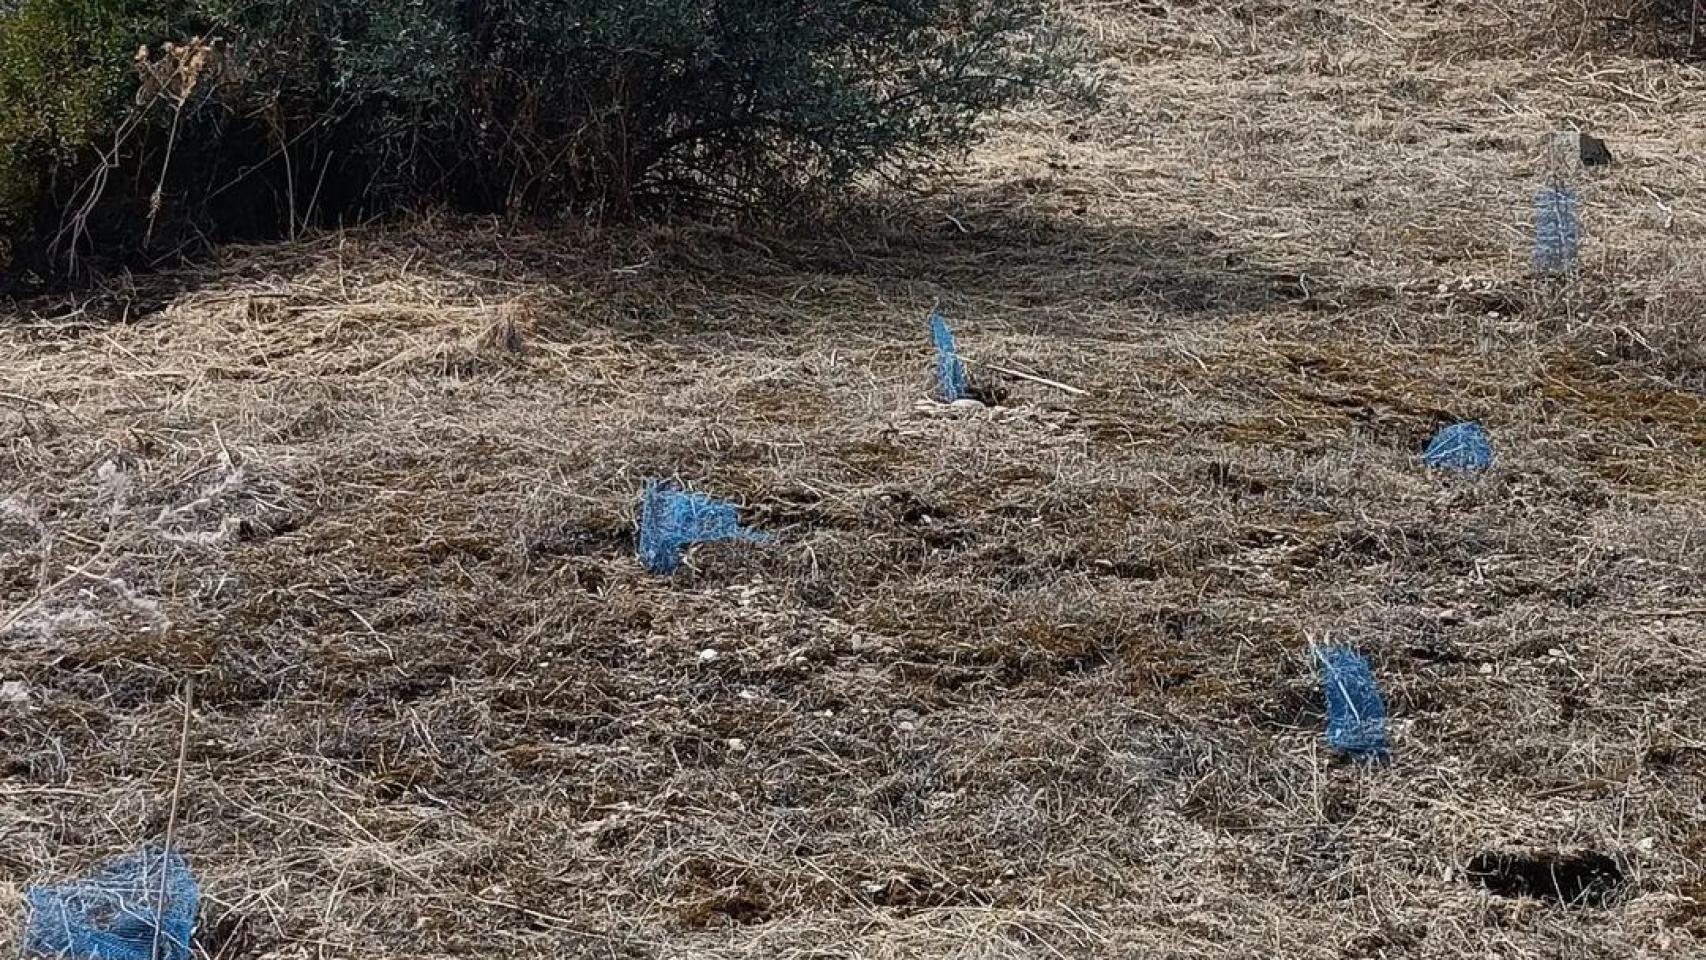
[2,2,1704,957]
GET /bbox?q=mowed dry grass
[2,1,1704,957]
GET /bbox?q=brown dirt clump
[3,2,1704,958]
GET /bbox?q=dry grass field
[3,1,1704,957]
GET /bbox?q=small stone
[698,648,721,663]
[0,680,27,704]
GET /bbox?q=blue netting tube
[637,480,769,575]
[1314,647,1390,761]
[1423,421,1494,473]
[24,846,198,960]
[1534,186,1580,275]
[930,312,968,402]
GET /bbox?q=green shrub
[0,0,179,272]
[1,0,1081,282]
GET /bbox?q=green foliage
[1,0,1081,280]
[0,0,176,266]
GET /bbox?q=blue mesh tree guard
[24,846,198,960]
[930,312,969,402]
[637,480,769,575]
[1424,421,1494,473]
[1534,186,1580,275]
[1314,647,1390,761]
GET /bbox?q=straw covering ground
[2,1,1704,957]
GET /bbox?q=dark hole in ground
[921,523,977,551]
[1238,527,1296,549]
[854,872,984,909]
[1154,608,1207,643]
[567,563,607,594]
[235,511,309,543]
[751,488,833,529]
[1552,579,1600,609]
[198,906,264,960]
[1138,662,1196,692]
[1465,851,1626,907]
[791,575,837,609]
[1051,552,1161,581]
[1467,288,1526,317]
[1406,634,1466,665]
[680,893,772,928]
[965,374,1011,407]
[1253,677,1320,732]
[1058,647,1110,675]
[864,489,953,527]
[1644,742,1701,772]
[525,522,631,559]
[1201,460,1269,497]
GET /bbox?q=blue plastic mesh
[637,481,768,574]
[1423,421,1493,473]
[24,846,198,960]
[1534,186,1580,274]
[1314,647,1390,760]
[930,313,968,402]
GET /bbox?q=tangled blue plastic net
[1314,647,1389,761]
[24,846,198,960]
[1424,421,1493,473]
[930,313,968,402]
[1534,186,1580,275]
[638,480,768,574]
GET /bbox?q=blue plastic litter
[1314,647,1390,761]
[637,480,768,575]
[1424,421,1494,473]
[23,846,198,960]
[1534,186,1580,274]
[930,312,968,402]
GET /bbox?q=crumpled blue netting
[24,846,198,960]
[637,481,768,574]
[1423,421,1493,473]
[1534,186,1580,275]
[1315,647,1389,761]
[930,312,968,402]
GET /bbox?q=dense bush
[0,0,179,272]
[1569,1,1705,60]
[0,0,1080,283]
